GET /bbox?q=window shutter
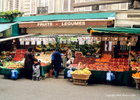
[84,0,91,11]
[119,3,128,10]
[79,0,85,11]
[0,0,2,12]
[48,0,54,13]
[63,0,68,11]
[99,5,106,11]
[14,0,19,10]
[9,0,13,11]
[45,0,48,6]
[30,0,37,14]
[70,0,75,11]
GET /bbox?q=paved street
[0,75,140,100]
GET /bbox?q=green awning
[0,23,13,32]
[87,27,140,35]
[0,12,116,23]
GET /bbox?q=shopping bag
[11,70,18,79]
[106,71,115,81]
[67,68,73,78]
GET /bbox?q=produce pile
[68,64,130,71]
[130,62,140,71]
[73,52,95,64]
[132,72,140,78]
[13,49,27,61]
[36,53,52,66]
[0,61,23,69]
[71,67,91,75]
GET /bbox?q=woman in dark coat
[24,47,38,79]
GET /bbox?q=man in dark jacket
[24,47,38,79]
[51,48,61,78]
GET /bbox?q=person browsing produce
[24,47,38,79]
[51,48,61,78]
[66,46,72,61]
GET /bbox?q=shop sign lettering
[37,22,53,27]
[61,21,85,26]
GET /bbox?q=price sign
[120,45,127,50]
[36,38,42,45]
[31,37,36,45]
[43,38,48,45]
[25,38,30,45]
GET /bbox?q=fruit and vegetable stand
[0,67,23,76]
[64,67,132,86]
[0,63,52,78]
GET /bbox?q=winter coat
[24,51,38,70]
[51,51,61,71]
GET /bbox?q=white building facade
[0,0,129,16]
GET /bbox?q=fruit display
[36,53,52,66]
[132,72,140,78]
[35,45,43,51]
[0,61,23,69]
[0,55,6,59]
[130,62,140,71]
[100,54,111,62]
[109,58,128,66]
[13,54,22,61]
[12,49,27,61]
[68,64,130,72]
[71,67,91,75]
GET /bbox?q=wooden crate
[44,73,49,78]
[73,79,88,85]
[136,83,140,90]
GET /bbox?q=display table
[64,68,133,86]
[0,64,52,78]
[41,64,52,77]
[0,67,23,76]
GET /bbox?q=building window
[8,0,19,11]
[48,0,54,13]
[30,0,37,14]
[0,0,3,12]
[62,0,75,12]
[39,0,48,7]
[119,3,128,10]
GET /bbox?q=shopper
[51,48,61,78]
[66,46,72,61]
[24,47,38,79]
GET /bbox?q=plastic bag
[106,71,115,81]
[67,68,73,78]
[11,70,18,79]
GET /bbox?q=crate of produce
[75,51,83,57]
[71,62,91,84]
[16,49,21,53]
[132,72,140,89]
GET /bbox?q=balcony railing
[37,6,48,15]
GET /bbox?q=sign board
[120,45,127,51]
[19,21,113,28]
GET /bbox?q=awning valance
[87,27,140,35]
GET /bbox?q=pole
[128,44,131,66]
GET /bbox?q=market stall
[63,27,140,86]
[0,35,53,79]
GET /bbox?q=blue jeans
[54,71,59,78]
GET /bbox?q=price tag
[31,37,36,45]
[25,41,30,45]
[20,41,24,45]
[25,38,30,45]
[43,38,48,45]
[36,38,42,45]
